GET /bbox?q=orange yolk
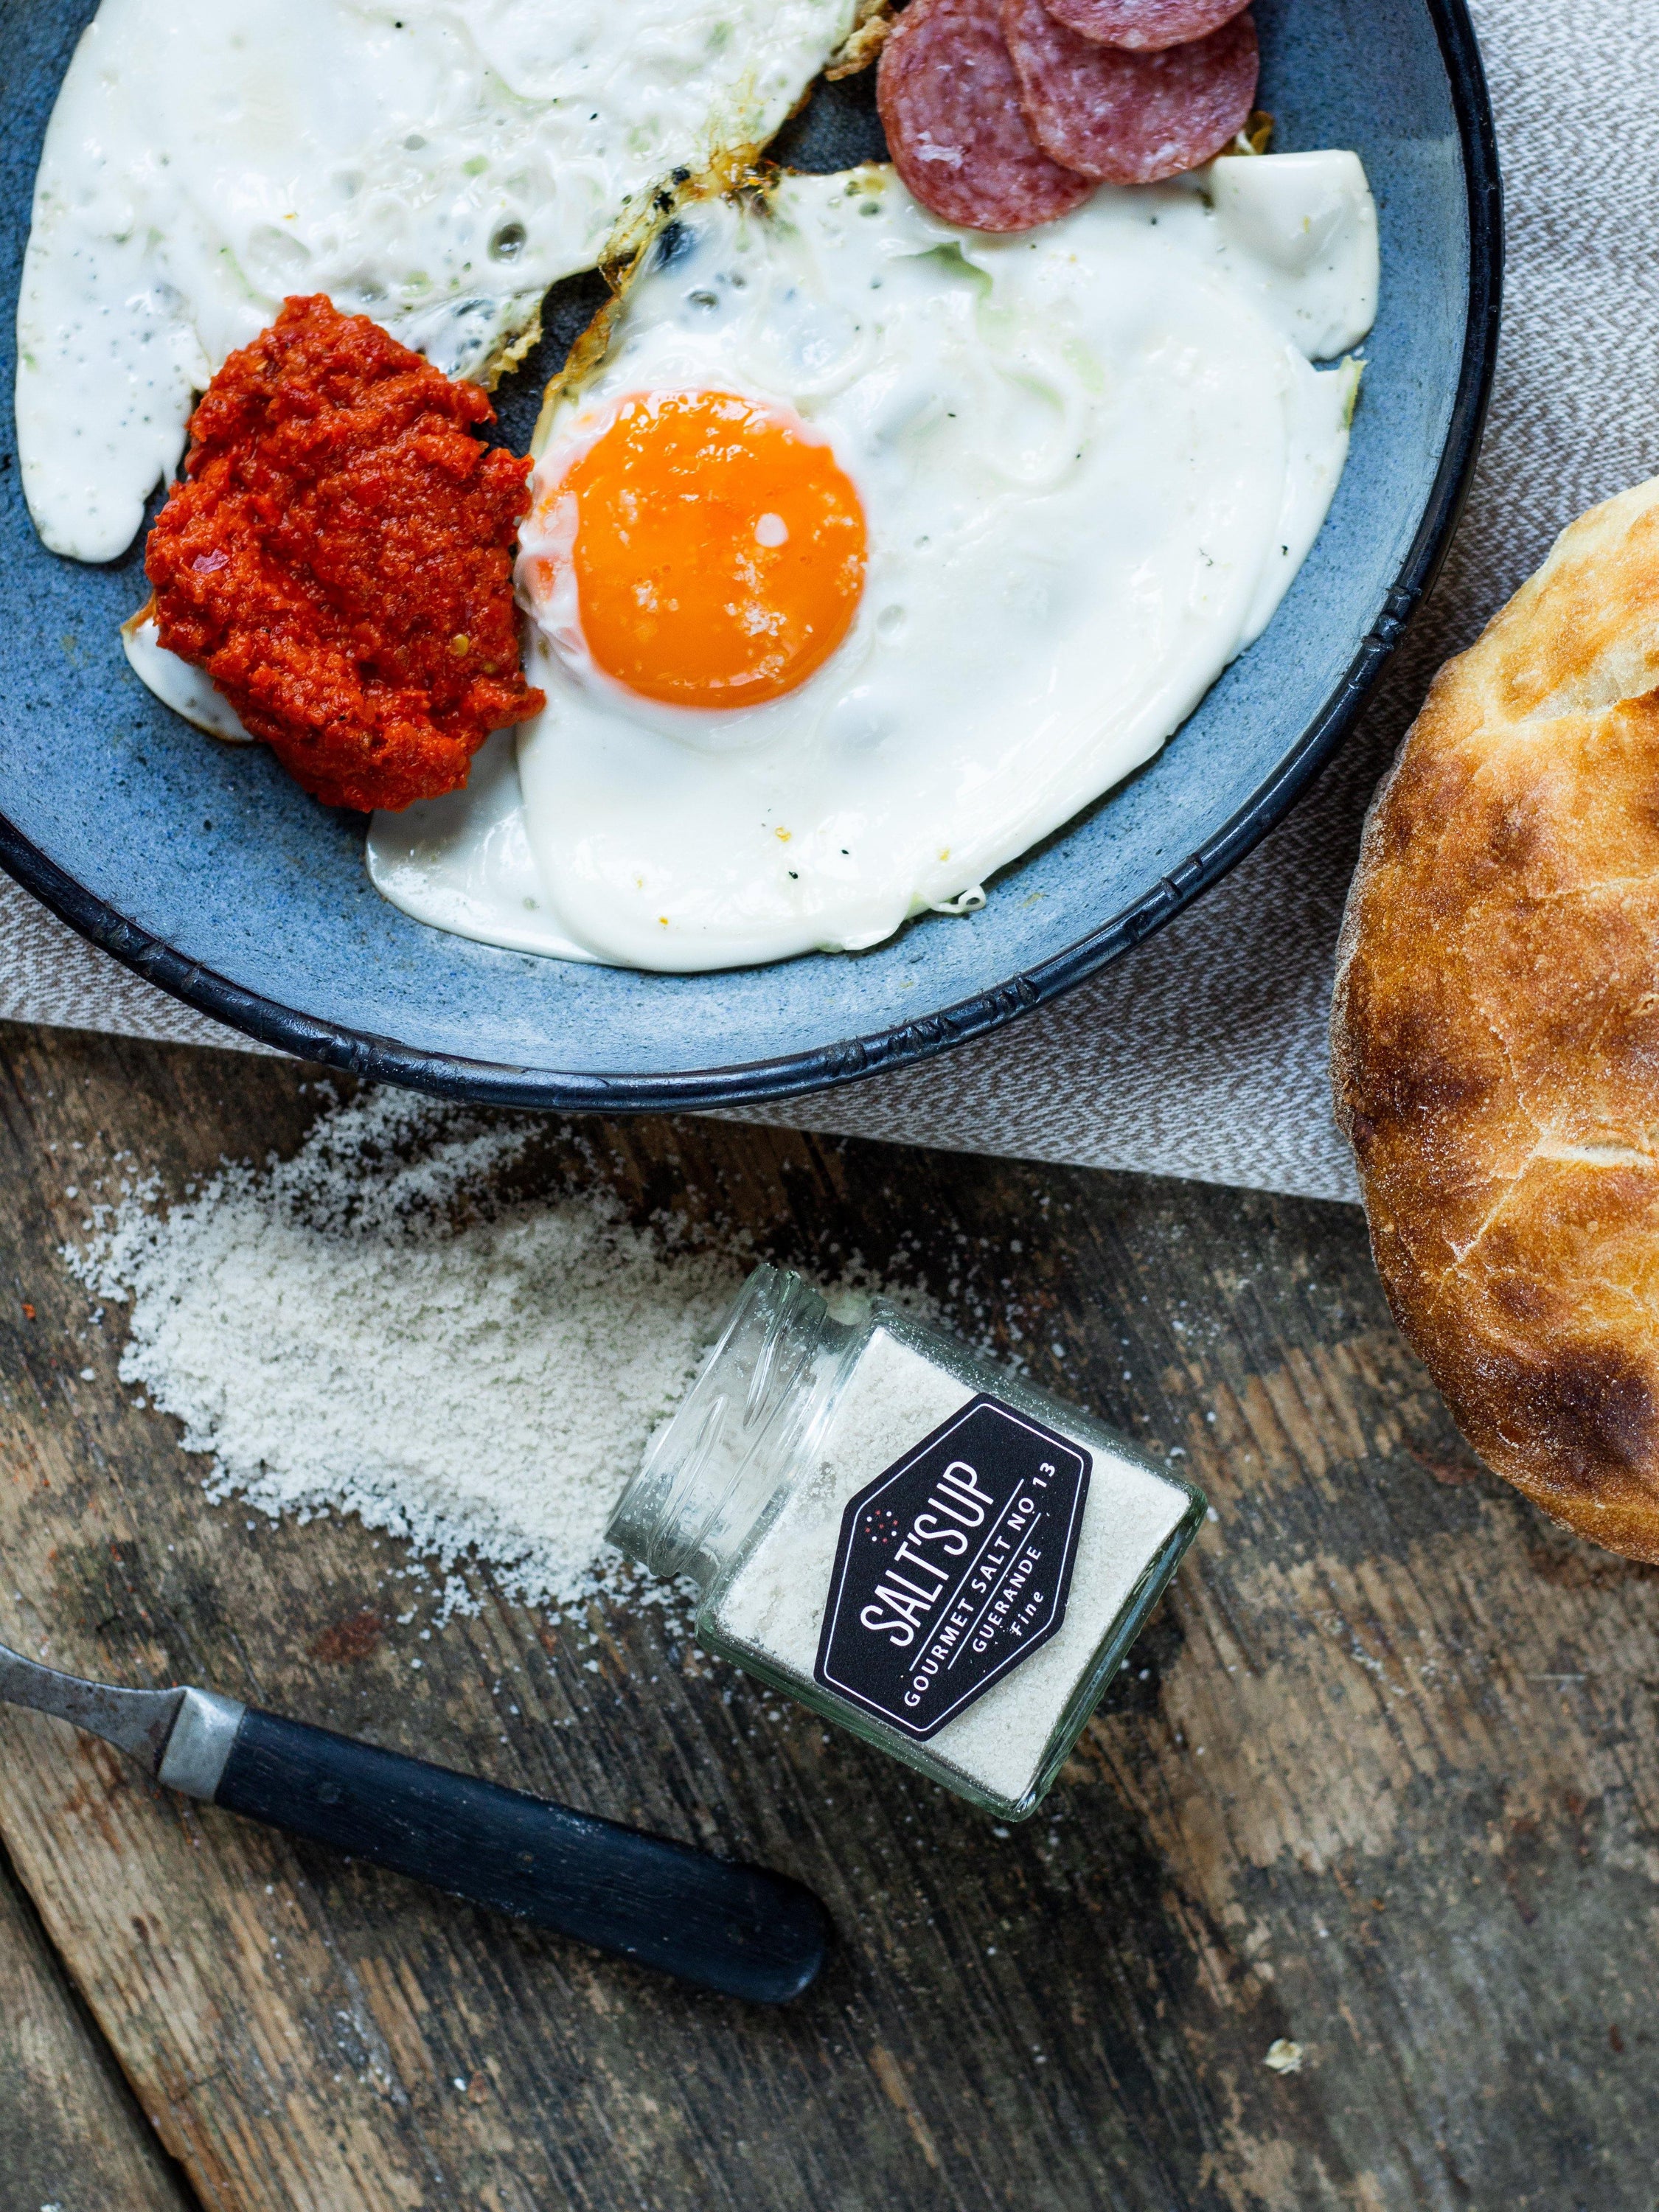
[546,389,867,709]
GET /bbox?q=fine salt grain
[69,1088,744,1610]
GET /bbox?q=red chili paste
[146,294,543,813]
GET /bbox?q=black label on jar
[813,1395,1091,1742]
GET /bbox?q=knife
[0,1640,828,2003]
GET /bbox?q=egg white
[372,156,1374,974]
[368,728,596,961]
[18,0,861,563]
[121,611,254,744]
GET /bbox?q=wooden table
[0,1016,1653,2212]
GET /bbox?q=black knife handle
[213,1707,828,2003]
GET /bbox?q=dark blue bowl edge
[0,0,1503,1117]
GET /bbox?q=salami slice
[877,0,1096,233]
[1002,0,1258,184]
[1040,0,1253,53]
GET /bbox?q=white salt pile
[70,1088,746,1609]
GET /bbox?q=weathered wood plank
[0,1018,1655,2210]
[0,1827,196,2211]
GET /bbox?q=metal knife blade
[0,1639,185,1773]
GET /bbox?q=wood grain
[0,1018,1656,2210]
[0,1829,195,2211]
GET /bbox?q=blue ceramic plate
[0,0,1499,1110]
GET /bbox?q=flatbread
[1333,477,1659,1560]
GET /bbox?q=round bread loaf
[1332,479,1659,1559]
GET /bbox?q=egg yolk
[548,389,867,709]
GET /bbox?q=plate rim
[0,0,1503,1111]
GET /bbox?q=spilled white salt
[69,1088,745,1610]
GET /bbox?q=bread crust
[1332,477,1659,1559]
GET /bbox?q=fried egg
[18,0,860,562]
[370,154,1376,972]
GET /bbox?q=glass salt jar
[608,1265,1205,1820]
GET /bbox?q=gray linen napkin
[1,0,1641,1201]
